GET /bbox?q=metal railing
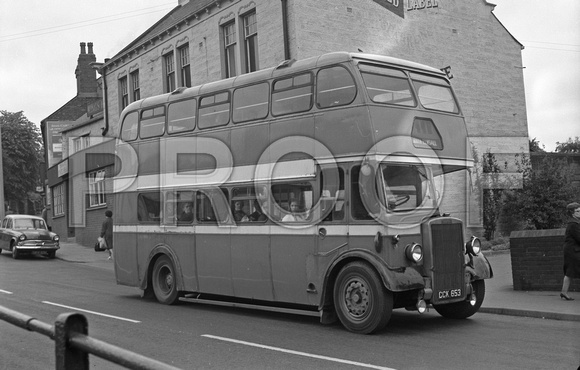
[0,304,182,370]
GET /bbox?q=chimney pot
[88,42,94,54]
[80,42,86,54]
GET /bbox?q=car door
[0,218,10,250]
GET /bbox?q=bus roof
[123,51,448,112]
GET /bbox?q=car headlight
[465,236,481,255]
[18,234,26,242]
[53,235,60,242]
[405,243,423,263]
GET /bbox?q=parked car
[0,214,60,259]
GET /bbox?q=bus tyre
[334,261,393,334]
[152,255,180,305]
[433,279,485,319]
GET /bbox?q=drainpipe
[90,61,109,136]
[281,0,291,60]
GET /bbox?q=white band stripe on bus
[201,334,397,370]
[114,224,421,236]
[42,301,141,323]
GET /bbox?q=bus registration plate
[437,288,462,300]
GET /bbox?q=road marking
[202,334,397,370]
[42,301,141,323]
[0,289,13,294]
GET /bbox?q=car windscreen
[13,219,47,230]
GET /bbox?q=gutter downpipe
[90,62,109,136]
[281,0,291,60]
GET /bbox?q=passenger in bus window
[282,200,308,222]
[233,201,248,222]
[178,203,194,223]
[249,200,267,222]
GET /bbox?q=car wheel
[152,255,181,305]
[11,244,19,260]
[47,251,56,259]
[334,261,393,334]
[433,279,485,319]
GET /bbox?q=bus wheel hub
[345,281,369,316]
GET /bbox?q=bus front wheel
[334,261,393,334]
[433,279,485,319]
[152,255,180,305]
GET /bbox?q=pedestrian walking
[100,210,114,260]
[560,202,580,300]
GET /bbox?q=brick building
[45,0,529,244]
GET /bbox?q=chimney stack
[75,42,98,97]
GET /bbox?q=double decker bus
[113,52,492,334]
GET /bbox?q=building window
[53,183,65,216]
[88,170,106,207]
[73,135,90,153]
[243,11,258,73]
[131,70,140,101]
[119,76,128,110]
[164,52,176,92]
[223,22,237,78]
[178,44,191,88]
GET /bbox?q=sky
[1,0,579,152]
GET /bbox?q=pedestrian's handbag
[95,237,106,252]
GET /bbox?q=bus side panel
[114,230,140,287]
[269,114,315,162]
[165,230,198,292]
[230,122,270,168]
[270,228,317,305]
[230,227,273,301]
[195,225,233,296]
[314,106,374,158]
[137,231,165,284]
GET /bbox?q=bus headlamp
[465,236,481,256]
[405,243,423,263]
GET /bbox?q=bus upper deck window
[140,106,166,139]
[359,65,415,107]
[316,66,357,109]
[272,73,313,116]
[233,83,269,123]
[168,99,196,134]
[410,73,459,113]
[199,92,230,129]
[120,111,138,141]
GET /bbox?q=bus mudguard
[465,253,493,280]
[323,249,425,296]
[140,244,186,292]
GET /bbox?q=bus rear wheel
[433,279,485,319]
[334,261,393,334]
[152,255,180,305]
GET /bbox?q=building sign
[57,159,69,178]
[407,0,439,11]
[47,122,70,168]
[372,0,405,18]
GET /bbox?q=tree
[555,136,580,153]
[529,138,545,153]
[0,111,43,213]
[502,154,577,230]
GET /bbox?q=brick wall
[510,229,580,291]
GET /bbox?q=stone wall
[510,229,579,291]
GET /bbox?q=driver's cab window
[381,164,431,211]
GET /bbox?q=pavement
[56,241,580,322]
